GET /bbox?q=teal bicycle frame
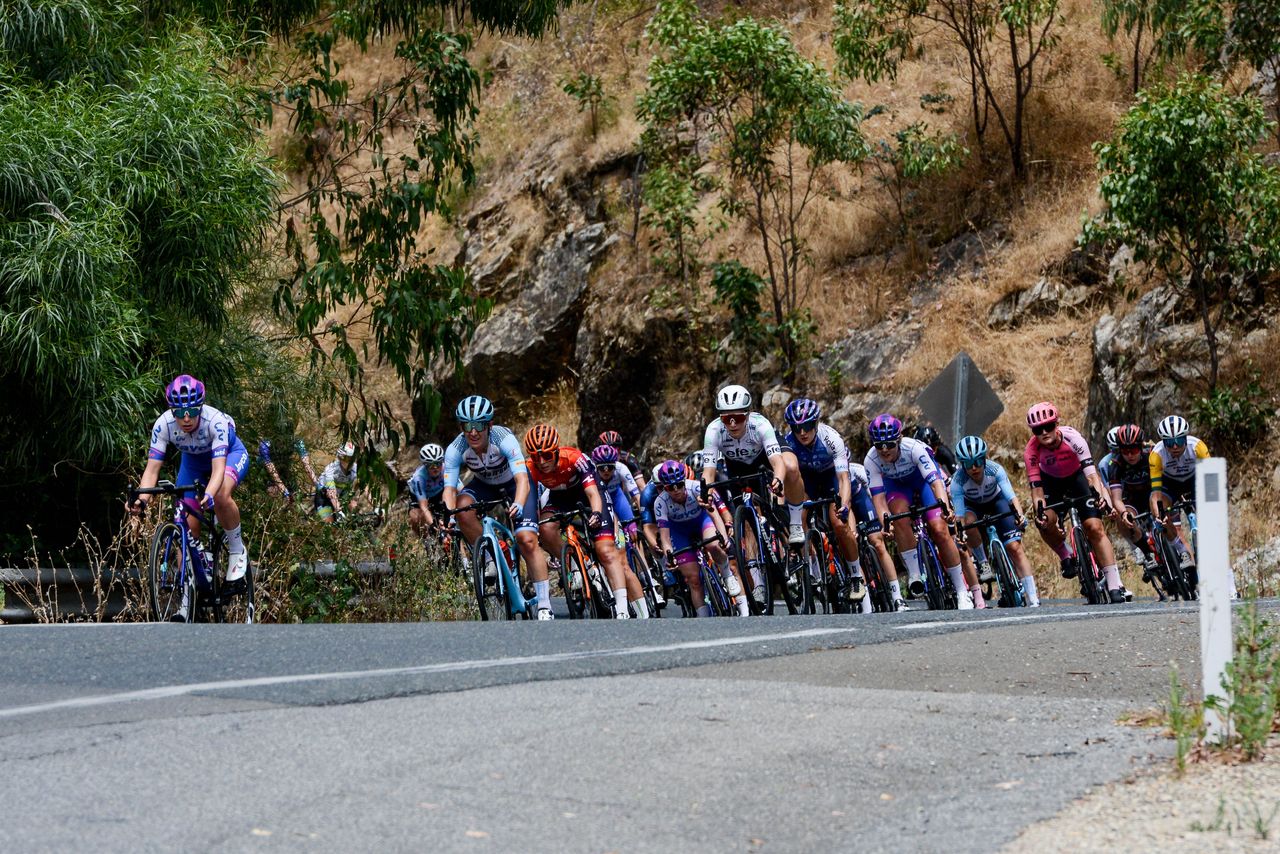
[455,499,537,621]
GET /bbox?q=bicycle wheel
[919,538,948,611]
[702,563,732,616]
[627,544,660,619]
[147,522,187,622]
[472,538,510,621]
[560,543,589,619]
[802,531,828,615]
[1153,527,1188,601]
[990,538,1021,608]
[732,504,771,615]
[859,536,890,613]
[1073,526,1105,605]
[215,548,257,625]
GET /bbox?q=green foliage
[710,261,767,354]
[1213,601,1280,759]
[639,0,867,379]
[561,71,613,138]
[1085,74,1280,391]
[1165,667,1204,775]
[871,121,966,243]
[1193,371,1271,453]
[833,0,919,84]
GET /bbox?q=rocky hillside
[300,1,1280,573]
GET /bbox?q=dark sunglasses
[460,421,488,433]
[874,441,898,451]
[1031,422,1058,435]
[720,412,748,426]
[793,421,818,433]
[662,482,685,492]
[1166,436,1187,447]
[597,464,616,473]
[172,407,201,419]
[532,450,558,462]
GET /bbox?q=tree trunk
[1191,266,1220,393]
[1132,17,1144,95]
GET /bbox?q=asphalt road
[1,601,1264,853]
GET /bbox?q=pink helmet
[1026,401,1059,429]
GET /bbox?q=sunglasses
[662,482,685,492]
[965,459,986,469]
[172,407,201,419]
[460,421,488,433]
[793,421,818,433]
[597,464,616,473]
[532,450,558,462]
[720,412,748,426]
[1119,445,1143,453]
[874,441,899,451]
[1031,422,1058,435]
[1167,436,1187,447]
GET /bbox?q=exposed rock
[1107,244,1135,288]
[817,314,925,389]
[987,276,1098,328]
[1235,535,1280,591]
[1053,240,1109,288]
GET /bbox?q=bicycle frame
[456,499,536,620]
[541,505,609,619]
[959,510,1023,608]
[884,505,954,610]
[714,472,785,615]
[1042,498,1109,605]
[670,536,732,617]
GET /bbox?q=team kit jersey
[595,460,641,524]
[701,413,782,472]
[1024,425,1103,519]
[147,404,250,491]
[443,425,527,488]
[529,447,614,540]
[1150,436,1209,500]
[408,464,445,504]
[1100,446,1154,506]
[654,480,724,555]
[950,460,1022,542]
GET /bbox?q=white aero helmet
[420,442,445,464]
[716,384,752,412]
[1157,415,1189,442]
[336,441,356,458]
[1106,426,1120,452]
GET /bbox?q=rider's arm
[836,469,851,513]
[135,458,164,509]
[949,471,968,518]
[700,420,721,486]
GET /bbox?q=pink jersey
[1024,425,1096,487]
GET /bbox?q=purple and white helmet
[656,459,687,485]
[868,413,902,444]
[165,374,205,409]
[784,398,821,426]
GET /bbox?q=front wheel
[732,505,771,615]
[147,522,187,622]
[1073,526,1106,605]
[472,537,510,621]
[990,538,1021,608]
[562,544,590,619]
[802,531,829,615]
[919,539,948,611]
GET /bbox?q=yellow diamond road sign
[915,352,1004,448]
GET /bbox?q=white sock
[696,604,712,617]
[735,595,750,616]
[860,593,873,614]
[788,502,803,526]
[748,562,765,588]
[1022,575,1039,605]
[849,557,863,577]
[889,579,902,599]
[946,564,965,593]
[631,597,650,619]
[225,524,244,554]
[1103,564,1121,590]
[613,588,628,615]
[534,580,551,609]
[901,548,921,581]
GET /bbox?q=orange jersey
[526,446,597,492]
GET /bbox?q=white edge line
[892,604,1175,631]
[0,627,852,720]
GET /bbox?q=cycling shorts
[461,478,538,534]
[799,469,837,503]
[1156,474,1195,506]
[880,471,943,522]
[965,496,1021,543]
[543,487,615,542]
[605,482,635,525]
[1039,470,1102,522]
[667,512,718,564]
[720,455,773,505]
[176,439,250,506]
[851,487,879,533]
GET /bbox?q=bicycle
[883,505,956,611]
[669,535,735,617]
[799,497,858,615]
[540,505,611,619]
[714,473,791,615]
[1041,496,1111,606]
[1137,502,1197,601]
[618,521,663,618]
[450,499,536,621]
[130,480,256,624]
[857,521,895,613]
[959,511,1025,608]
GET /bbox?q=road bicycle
[857,521,895,613]
[1136,502,1197,601]
[799,497,860,615]
[616,516,663,618]
[884,505,956,611]
[130,479,255,624]
[541,505,612,619]
[714,473,791,615]
[451,499,536,621]
[959,510,1025,608]
[669,535,735,617]
[1041,496,1111,606]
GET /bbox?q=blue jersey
[408,464,445,503]
[443,425,527,489]
[784,424,850,475]
[639,480,662,526]
[949,460,1016,517]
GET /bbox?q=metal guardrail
[0,561,394,624]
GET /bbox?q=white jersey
[443,425,527,489]
[863,436,941,492]
[655,480,709,526]
[702,412,781,467]
[319,460,358,494]
[849,461,870,490]
[147,405,237,461]
[596,460,640,500]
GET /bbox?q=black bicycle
[714,472,795,615]
[1041,496,1111,606]
[884,505,955,611]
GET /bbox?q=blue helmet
[455,395,494,424]
[868,413,902,444]
[784,398,821,427]
[165,374,205,409]
[656,459,686,485]
[955,435,987,468]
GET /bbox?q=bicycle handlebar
[538,505,591,528]
[958,510,1020,533]
[670,535,723,558]
[129,480,202,498]
[443,498,508,518]
[883,504,943,525]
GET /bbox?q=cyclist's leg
[216,441,251,578]
[667,521,708,613]
[590,502,646,618]
[885,487,922,593]
[779,448,806,541]
[1079,494,1120,592]
[1034,475,1072,572]
[505,482,551,614]
[175,453,209,540]
[454,484,488,546]
[700,511,749,616]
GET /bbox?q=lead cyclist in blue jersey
[130,374,251,584]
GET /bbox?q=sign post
[1197,457,1232,744]
[916,352,1004,448]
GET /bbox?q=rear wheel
[217,549,257,625]
[859,536,890,613]
[147,522,187,622]
[919,539,948,611]
[1154,527,1189,601]
[701,562,732,616]
[472,538,510,621]
[561,544,589,619]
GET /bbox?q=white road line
[0,627,853,720]
[893,604,1176,631]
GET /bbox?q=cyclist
[295,438,320,490]
[442,395,552,620]
[654,459,749,617]
[599,430,647,490]
[314,442,361,523]
[1103,424,1164,599]
[1024,401,1126,604]
[699,383,806,545]
[951,436,1040,608]
[408,443,447,540]
[911,424,957,479]
[1149,414,1207,579]
[865,413,976,609]
[592,444,662,606]
[1096,426,1121,487]
[131,375,252,596]
[781,398,866,604]
[257,440,291,501]
[845,446,906,611]
[526,424,650,619]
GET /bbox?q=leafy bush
[1193,373,1271,453]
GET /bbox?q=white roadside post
[1197,457,1231,744]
